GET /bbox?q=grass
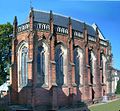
[89,99,120,111]
[116,94,120,98]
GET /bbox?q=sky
[0,0,120,69]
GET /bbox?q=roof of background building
[28,9,96,37]
[0,82,9,92]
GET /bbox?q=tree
[115,79,120,94]
[0,23,13,85]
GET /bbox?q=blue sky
[0,0,120,69]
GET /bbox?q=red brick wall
[11,13,111,110]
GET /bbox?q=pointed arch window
[88,50,96,84]
[74,48,83,86]
[55,45,67,86]
[100,53,103,67]
[37,42,48,86]
[21,47,28,86]
[18,42,28,90]
[100,53,107,84]
[88,50,93,84]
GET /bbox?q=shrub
[115,79,120,94]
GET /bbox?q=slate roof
[31,10,96,37]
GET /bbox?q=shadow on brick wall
[0,93,10,110]
[0,81,91,111]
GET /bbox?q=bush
[115,79,120,94]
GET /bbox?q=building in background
[10,8,113,111]
[111,68,120,94]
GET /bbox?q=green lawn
[116,94,120,98]
[89,99,120,111]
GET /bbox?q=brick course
[11,9,112,110]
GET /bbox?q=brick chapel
[11,8,113,110]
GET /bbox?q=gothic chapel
[11,8,112,110]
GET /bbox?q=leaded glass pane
[74,49,80,86]
[55,47,64,86]
[20,46,28,87]
[37,46,45,85]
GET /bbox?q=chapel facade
[11,8,113,110]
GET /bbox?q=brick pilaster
[50,10,53,34]
[11,39,18,104]
[50,39,56,86]
[49,10,57,86]
[28,7,34,83]
[28,7,34,107]
[49,11,58,109]
[83,22,89,101]
[95,27,102,99]
[68,17,76,87]
[11,16,18,104]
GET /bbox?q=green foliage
[115,79,120,94]
[0,23,13,85]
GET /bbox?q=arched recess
[88,49,96,84]
[37,40,49,86]
[17,41,28,91]
[74,47,83,86]
[100,53,107,84]
[55,43,68,86]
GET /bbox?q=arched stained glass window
[18,42,28,90]
[55,47,64,86]
[37,46,45,85]
[88,50,96,84]
[21,47,28,86]
[37,42,48,86]
[74,48,83,86]
[55,44,67,86]
[74,50,80,86]
[101,54,107,84]
[89,50,93,84]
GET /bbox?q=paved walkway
[88,98,120,108]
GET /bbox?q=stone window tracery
[18,42,28,90]
[88,50,96,84]
[37,42,49,86]
[74,48,83,86]
[55,44,67,86]
[100,53,107,84]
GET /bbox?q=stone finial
[49,10,54,34]
[68,17,72,40]
[83,22,87,30]
[29,7,34,18]
[96,26,99,36]
[50,10,53,21]
[13,16,18,38]
[96,26,100,48]
[29,7,34,31]
[13,16,18,25]
[68,17,71,25]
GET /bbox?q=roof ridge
[33,9,50,14]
